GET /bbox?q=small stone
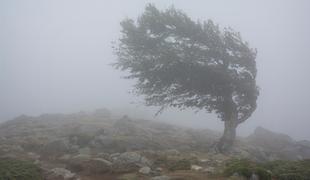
[139,166,151,174]
[250,173,259,180]
[232,172,240,177]
[48,168,76,180]
[203,166,215,174]
[191,165,203,171]
[156,167,163,172]
[165,149,180,156]
[199,159,211,163]
[110,153,121,161]
[114,152,151,166]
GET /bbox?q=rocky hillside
[245,126,310,161]
[0,110,309,180]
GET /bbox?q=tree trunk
[216,93,239,152]
[217,120,238,152]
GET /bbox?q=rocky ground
[0,109,310,180]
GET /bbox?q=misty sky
[1,0,309,140]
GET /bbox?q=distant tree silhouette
[113,4,259,152]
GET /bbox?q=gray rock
[92,158,112,165]
[250,173,259,180]
[110,153,121,161]
[47,168,76,180]
[139,166,151,174]
[156,167,163,172]
[114,152,151,166]
[83,158,112,174]
[203,166,215,174]
[110,152,151,173]
[244,127,310,160]
[165,149,180,156]
[118,152,141,163]
[232,172,240,177]
[191,165,203,171]
[198,158,212,166]
[247,127,294,152]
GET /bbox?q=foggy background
[1,0,309,140]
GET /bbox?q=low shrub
[224,158,310,180]
[223,158,271,180]
[0,158,42,180]
[263,160,310,180]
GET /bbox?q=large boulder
[245,127,310,160]
[246,127,294,151]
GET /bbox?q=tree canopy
[113,4,259,151]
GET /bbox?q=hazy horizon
[1,0,310,140]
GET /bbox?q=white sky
[1,0,309,140]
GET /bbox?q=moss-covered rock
[0,158,42,180]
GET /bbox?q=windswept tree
[113,5,259,152]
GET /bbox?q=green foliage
[223,159,271,179]
[114,4,258,124]
[254,167,272,180]
[263,160,310,180]
[224,159,310,180]
[0,158,42,180]
[278,174,303,180]
[21,138,44,152]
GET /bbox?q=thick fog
[1,0,309,140]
